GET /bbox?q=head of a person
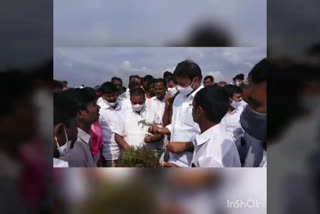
[129,75,142,87]
[143,75,154,92]
[217,81,227,87]
[100,82,120,106]
[234,74,245,86]
[72,87,100,125]
[163,71,173,80]
[244,58,267,114]
[167,76,176,88]
[130,88,146,112]
[203,75,214,87]
[225,85,243,102]
[111,77,123,90]
[146,80,155,97]
[54,92,80,156]
[173,60,202,95]
[154,78,167,100]
[129,81,141,91]
[192,87,229,126]
[62,81,68,88]
[53,80,63,93]
[0,71,36,155]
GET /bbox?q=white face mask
[55,126,71,156]
[177,80,194,96]
[132,103,145,112]
[235,81,241,86]
[104,99,118,107]
[231,101,242,109]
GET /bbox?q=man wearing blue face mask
[149,60,203,167]
[239,58,267,167]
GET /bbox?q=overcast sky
[54,47,266,87]
[54,0,266,47]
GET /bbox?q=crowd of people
[53,58,267,168]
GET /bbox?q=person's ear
[54,123,66,146]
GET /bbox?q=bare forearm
[162,106,172,126]
[115,134,130,150]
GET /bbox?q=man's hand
[162,162,179,168]
[166,142,187,153]
[144,134,153,143]
[148,125,161,134]
[165,93,174,107]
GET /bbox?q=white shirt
[146,96,166,124]
[220,108,244,146]
[114,105,162,148]
[191,124,241,168]
[121,97,132,112]
[168,86,203,167]
[98,99,123,160]
[53,158,69,168]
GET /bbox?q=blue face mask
[240,105,267,141]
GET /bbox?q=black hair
[235,74,244,81]
[129,81,140,91]
[163,71,173,79]
[53,80,63,90]
[143,75,154,82]
[54,92,80,127]
[0,70,34,116]
[154,78,167,88]
[99,82,119,94]
[224,85,242,99]
[71,87,97,111]
[249,58,268,84]
[194,87,229,123]
[173,60,202,81]
[111,77,122,83]
[130,88,145,98]
[204,75,214,82]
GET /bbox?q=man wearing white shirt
[191,87,241,167]
[149,60,203,167]
[115,88,163,152]
[98,82,124,167]
[220,85,245,147]
[145,78,168,155]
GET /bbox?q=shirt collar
[195,124,220,146]
[77,128,91,144]
[188,85,204,100]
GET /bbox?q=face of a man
[103,92,119,103]
[203,79,213,87]
[232,93,243,102]
[154,82,167,100]
[112,80,122,90]
[130,95,145,105]
[79,100,100,124]
[243,81,267,113]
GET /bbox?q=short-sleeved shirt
[191,124,241,168]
